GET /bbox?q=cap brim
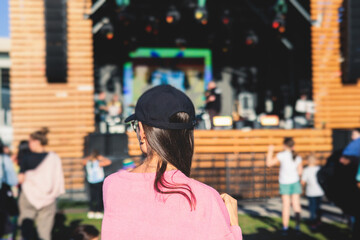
[124,114,136,123]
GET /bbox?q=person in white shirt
[301,154,324,229]
[267,137,303,235]
[294,92,315,128]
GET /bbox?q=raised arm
[98,155,112,167]
[266,145,279,167]
[82,156,91,166]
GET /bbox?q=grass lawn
[56,210,352,240]
[239,214,351,240]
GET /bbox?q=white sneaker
[95,212,103,219]
[87,211,95,219]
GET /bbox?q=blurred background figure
[95,92,108,133]
[340,128,360,166]
[205,81,221,129]
[12,140,30,173]
[71,224,99,240]
[302,153,324,230]
[294,90,315,128]
[83,151,111,220]
[106,94,123,127]
[266,137,303,236]
[0,138,18,239]
[18,128,65,240]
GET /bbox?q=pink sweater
[101,170,242,240]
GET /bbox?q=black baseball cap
[125,85,196,130]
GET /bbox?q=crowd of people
[0,128,101,240]
[0,85,360,239]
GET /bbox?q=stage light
[245,39,253,45]
[166,15,174,24]
[145,16,158,35]
[222,9,231,25]
[213,116,233,127]
[273,0,287,33]
[272,14,286,33]
[195,9,204,20]
[93,17,114,40]
[260,115,280,127]
[195,7,208,24]
[245,30,258,46]
[272,21,280,29]
[166,6,180,24]
[106,32,114,40]
[116,0,130,7]
[145,24,152,33]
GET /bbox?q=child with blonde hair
[301,153,324,230]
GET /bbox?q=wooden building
[9,0,358,197]
[9,0,94,190]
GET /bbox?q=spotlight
[195,7,208,24]
[145,16,158,35]
[106,32,114,40]
[93,17,114,40]
[166,6,180,24]
[272,21,280,29]
[103,23,114,40]
[273,0,287,33]
[272,13,286,32]
[222,9,231,25]
[245,30,258,46]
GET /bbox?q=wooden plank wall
[10,0,94,190]
[312,0,360,129]
[128,129,332,198]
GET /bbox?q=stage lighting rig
[145,16,159,35]
[166,6,181,24]
[222,9,231,25]
[195,7,208,25]
[92,17,114,40]
[195,0,208,25]
[272,0,287,33]
[245,30,258,46]
[115,0,130,7]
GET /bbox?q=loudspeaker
[340,0,360,84]
[45,0,67,83]
[84,133,129,157]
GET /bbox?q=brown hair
[30,127,49,146]
[284,137,297,161]
[142,112,196,210]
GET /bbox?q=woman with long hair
[18,128,65,240]
[101,85,242,239]
[267,137,303,235]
